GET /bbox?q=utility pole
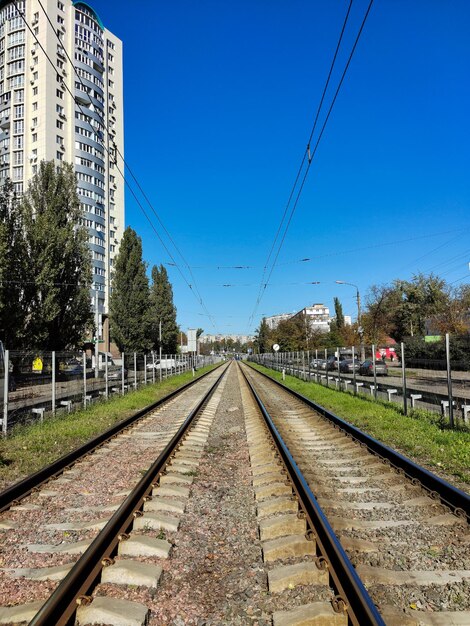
[159,320,162,382]
[94,291,100,378]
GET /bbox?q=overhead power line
[248,0,375,331]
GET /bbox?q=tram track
[241,362,470,625]
[0,360,468,625]
[0,363,228,625]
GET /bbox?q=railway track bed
[0,361,468,625]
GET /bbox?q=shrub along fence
[250,333,470,429]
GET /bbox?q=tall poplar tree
[149,264,178,354]
[110,227,151,353]
[0,180,28,347]
[22,161,93,350]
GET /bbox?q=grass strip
[0,364,220,490]
[249,363,470,489]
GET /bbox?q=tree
[334,297,345,329]
[0,180,28,347]
[254,318,272,353]
[149,264,178,353]
[109,227,151,353]
[272,317,306,351]
[21,162,93,350]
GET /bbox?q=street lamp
[335,280,365,360]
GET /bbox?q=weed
[156,529,166,540]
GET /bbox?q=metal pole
[401,342,407,415]
[352,345,356,394]
[134,352,137,390]
[307,349,310,381]
[446,333,454,428]
[325,348,328,387]
[95,291,99,379]
[144,354,147,385]
[83,351,87,408]
[337,346,341,388]
[316,348,319,383]
[152,351,155,384]
[52,351,56,416]
[159,320,162,383]
[105,353,108,398]
[372,344,377,399]
[121,352,125,395]
[302,350,305,380]
[3,349,9,435]
[357,287,365,362]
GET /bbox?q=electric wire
[251,0,354,323]
[248,0,374,331]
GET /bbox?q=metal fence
[1,350,221,434]
[250,334,470,429]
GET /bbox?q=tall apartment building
[0,0,124,346]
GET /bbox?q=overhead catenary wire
[251,0,354,322]
[248,0,375,331]
[16,0,219,332]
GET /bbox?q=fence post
[401,342,407,415]
[337,346,341,388]
[134,352,137,390]
[105,353,108,398]
[446,333,454,428]
[52,351,56,416]
[144,354,147,385]
[372,344,377,399]
[83,351,87,408]
[2,349,9,435]
[152,351,156,384]
[352,346,356,394]
[121,352,125,395]
[325,348,328,387]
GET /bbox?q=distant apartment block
[0,0,124,344]
[292,303,331,333]
[264,313,293,330]
[199,334,255,345]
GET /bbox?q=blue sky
[93,0,469,335]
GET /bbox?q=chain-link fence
[251,334,470,429]
[1,349,220,434]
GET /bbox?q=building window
[13,166,23,179]
[14,104,24,117]
[56,151,63,160]
[33,86,38,96]
[57,15,64,24]
[56,120,63,129]
[58,1,64,10]
[56,89,63,99]
[32,101,37,111]
[13,120,23,133]
[56,135,63,145]
[14,89,24,103]
[32,133,37,142]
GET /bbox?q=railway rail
[0,360,468,625]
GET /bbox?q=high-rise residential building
[0,0,124,346]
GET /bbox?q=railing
[250,334,470,429]
[1,350,221,434]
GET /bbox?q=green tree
[149,264,178,353]
[0,180,28,347]
[109,227,151,353]
[334,297,345,329]
[22,162,93,350]
[254,318,272,353]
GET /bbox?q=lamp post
[335,280,364,361]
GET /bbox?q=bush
[404,335,470,371]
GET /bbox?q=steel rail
[0,363,224,513]
[246,362,470,520]
[29,362,229,626]
[239,364,384,626]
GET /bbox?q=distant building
[264,313,292,330]
[198,334,255,345]
[0,0,124,349]
[291,303,331,333]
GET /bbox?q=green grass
[249,363,470,489]
[0,364,220,490]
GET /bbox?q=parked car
[359,359,388,376]
[339,359,360,373]
[310,359,327,370]
[108,367,128,380]
[147,358,177,371]
[326,355,347,371]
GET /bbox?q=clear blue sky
[93,0,469,335]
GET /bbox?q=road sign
[32,356,43,373]
[273,344,280,352]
